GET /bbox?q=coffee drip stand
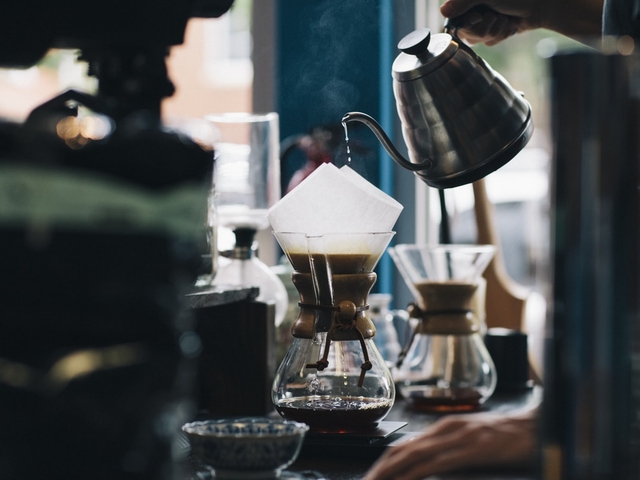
[293,271,376,388]
[271,232,400,436]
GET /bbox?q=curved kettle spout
[341,112,431,172]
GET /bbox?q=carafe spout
[341,112,432,172]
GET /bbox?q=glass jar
[271,232,396,432]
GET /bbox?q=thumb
[440,0,483,18]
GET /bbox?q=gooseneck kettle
[343,25,533,189]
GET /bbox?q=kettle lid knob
[397,28,431,56]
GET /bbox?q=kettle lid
[392,28,458,81]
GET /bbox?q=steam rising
[280,0,380,120]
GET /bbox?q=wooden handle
[472,178,529,331]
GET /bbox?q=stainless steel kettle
[342,27,533,189]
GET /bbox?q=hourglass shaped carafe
[389,244,497,411]
[272,232,396,433]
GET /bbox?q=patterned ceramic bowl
[182,417,309,479]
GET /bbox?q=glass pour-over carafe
[272,232,396,433]
[389,244,497,411]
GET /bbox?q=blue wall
[274,0,417,301]
[276,0,382,142]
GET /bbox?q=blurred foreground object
[542,49,640,480]
[0,1,234,479]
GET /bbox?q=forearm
[440,0,605,45]
[364,407,540,480]
[538,0,604,37]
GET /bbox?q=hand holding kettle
[342,23,533,189]
[440,0,603,45]
[343,0,603,188]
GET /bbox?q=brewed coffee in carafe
[272,232,396,433]
[268,164,403,433]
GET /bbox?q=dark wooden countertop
[183,286,541,479]
[286,387,542,480]
[185,285,259,308]
[183,387,541,480]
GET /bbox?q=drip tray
[306,421,407,443]
[299,421,411,460]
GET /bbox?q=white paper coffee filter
[267,163,402,235]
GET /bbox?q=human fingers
[442,0,536,21]
[421,414,497,436]
[440,0,485,19]
[364,431,478,480]
[367,411,539,480]
[363,440,422,479]
[469,10,498,38]
[365,415,534,480]
[364,422,477,480]
[425,414,537,465]
[484,18,519,46]
[488,14,510,37]
[363,434,447,480]
[452,11,517,45]
[389,442,482,480]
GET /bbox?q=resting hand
[363,409,538,480]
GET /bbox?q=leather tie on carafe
[395,303,473,368]
[300,300,373,387]
[396,281,478,368]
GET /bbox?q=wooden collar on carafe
[300,300,373,388]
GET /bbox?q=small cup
[484,328,534,391]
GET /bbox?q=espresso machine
[0,1,233,479]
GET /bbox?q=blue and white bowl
[182,417,309,479]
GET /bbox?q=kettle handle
[442,7,496,63]
[443,5,500,34]
[341,112,432,172]
[441,10,501,76]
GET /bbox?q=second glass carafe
[390,244,497,411]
